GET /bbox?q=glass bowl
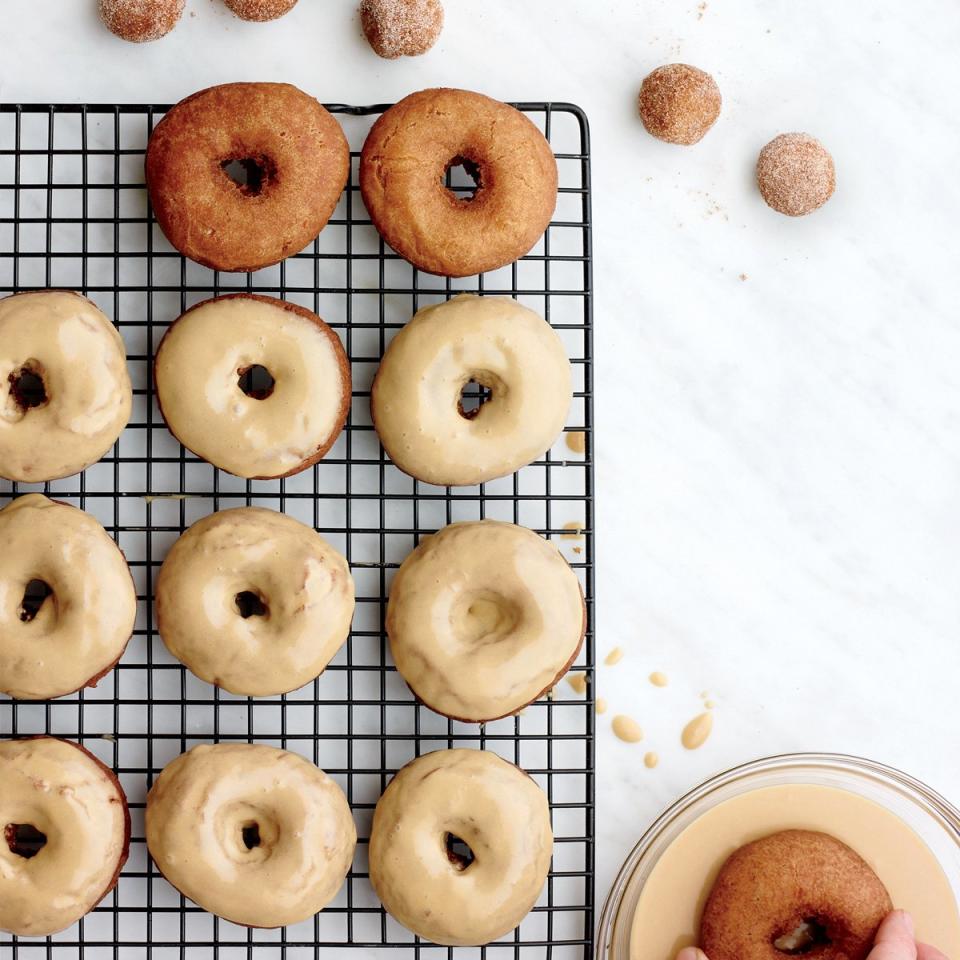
[597,753,960,960]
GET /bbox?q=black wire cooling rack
[0,100,595,959]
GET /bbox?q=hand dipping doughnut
[146,83,349,272]
[360,88,557,277]
[0,495,137,701]
[0,737,130,937]
[146,742,356,928]
[154,294,350,479]
[371,295,572,486]
[387,520,585,722]
[701,830,892,960]
[156,507,355,697]
[369,749,553,946]
[0,291,132,483]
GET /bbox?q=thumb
[676,950,708,960]
[870,911,917,960]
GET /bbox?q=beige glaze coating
[371,296,572,486]
[0,495,137,700]
[156,507,354,697]
[146,742,356,928]
[369,749,553,945]
[155,295,350,479]
[0,737,130,937]
[627,784,960,960]
[0,291,132,482]
[387,520,585,722]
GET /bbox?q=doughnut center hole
[19,579,53,623]
[238,364,275,400]
[241,821,261,850]
[452,591,520,647]
[4,823,47,859]
[221,155,274,196]
[457,379,492,420]
[443,155,482,200]
[444,832,475,871]
[235,591,268,619]
[9,365,47,412]
[774,919,832,954]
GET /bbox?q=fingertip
[876,909,915,943]
[676,949,707,960]
[917,942,949,960]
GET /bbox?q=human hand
[676,910,949,960]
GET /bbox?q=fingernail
[676,949,707,960]
[892,910,915,937]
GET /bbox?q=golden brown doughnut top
[154,294,350,479]
[146,742,356,928]
[371,295,572,486]
[0,737,129,938]
[360,88,558,277]
[387,520,585,722]
[0,495,137,701]
[0,291,131,483]
[369,749,553,946]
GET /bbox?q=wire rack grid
[0,99,595,959]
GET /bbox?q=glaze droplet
[612,715,644,743]
[604,646,624,666]
[649,671,668,687]
[681,711,713,750]
[644,751,659,769]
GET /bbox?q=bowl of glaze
[597,753,960,960]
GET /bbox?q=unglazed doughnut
[360,0,444,59]
[757,133,836,216]
[98,0,185,42]
[146,742,356,928]
[387,520,585,721]
[156,507,355,697]
[369,749,552,945]
[360,88,557,277]
[701,829,893,960]
[146,83,349,272]
[372,295,571,486]
[0,291,132,483]
[638,63,721,145]
[0,495,137,701]
[224,0,298,21]
[154,294,350,479]
[0,737,130,937]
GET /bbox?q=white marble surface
[4,0,960,936]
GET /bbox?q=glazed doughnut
[0,291,132,483]
[369,749,552,946]
[0,737,130,937]
[156,507,355,697]
[98,0,185,42]
[387,520,585,722]
[146,742,356,928]
[360,88,558,277]
[0,495,137,701]
[372,295,572,486]
[154,294,351,479]
[146,83,349,272]
[224,0,298,21]
[701,829,893,960]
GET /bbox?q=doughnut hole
[237,364,276,400]
[443,832,476,871]
[774,918,832,953]
[443,154,483,202]
[8,362,48,413]
[451,590,520,647]
[218,803,281,865]
[456,370,504,421]
[4,822,47,859]
[220,155,277,197]
[18,579,54,623]
[235,590,268,619]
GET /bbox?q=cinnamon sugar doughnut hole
[98,0,185,42]
[360,0,443,59]
[224,0,298,21]
[757,133,836,216]
[638,63,721,145]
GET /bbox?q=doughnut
[146,742,356,928]
[0,495,137,701]
[360,0,444,59]
[360,88,558,277]
[701,829,893,960]
[224,0,298,21]
[638,63,722,145]
[146,83,349,272]
[387,520,585,722]
[371,295,572,486]
[154,294,351,479]
[757,133,836,216]
[369,749,552,945]
[0,291,132,483]
[98,0,185,42]
[156,507,355,697]
[0,737,130,937]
